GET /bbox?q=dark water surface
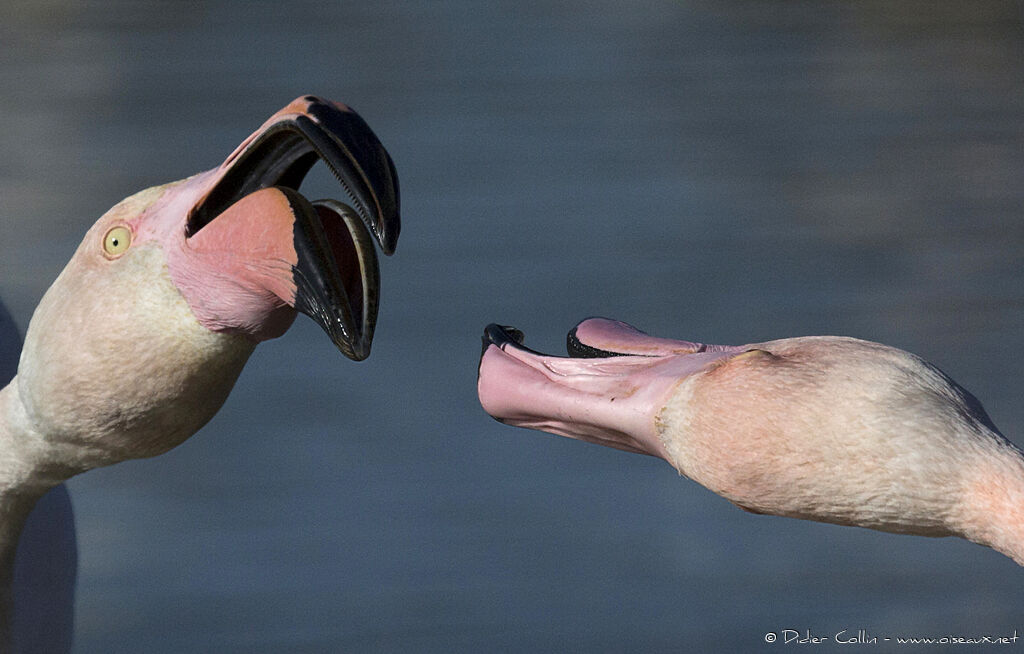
[2,1,1023,652]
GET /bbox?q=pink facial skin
[478,319,747,458]
[119,97,388,346]
[98,95,398,360]
[165,185,302,343]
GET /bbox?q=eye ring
[102,225,132,258]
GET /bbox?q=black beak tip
[340,323,373,361]
[341,339,371,362]
[301,308,372,362]
[377,151,401,256]
[377,205,400,256]
[302,100,401,257]
[481,323,536,359]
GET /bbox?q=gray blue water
[1,1,1023,651]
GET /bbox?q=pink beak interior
[477,319,747,459]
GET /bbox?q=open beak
[184,95,399,360]
[477,319,748,458]
[481,319,712,361]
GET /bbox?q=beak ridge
[302,102,400,254]
[188,96,400,256]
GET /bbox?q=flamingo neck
[959,441,1024,565]
[0,379,78,639]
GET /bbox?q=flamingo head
[16,96,400,468]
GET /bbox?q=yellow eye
[103,226,132,257]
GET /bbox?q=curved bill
[282,190,381,361]
[187,95,400,255]
[477,320,750,458]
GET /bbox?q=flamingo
[478,318,1024,565]
[0,95,400,651]
[1,304,75,653]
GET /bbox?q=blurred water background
[1,1,1023,651]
